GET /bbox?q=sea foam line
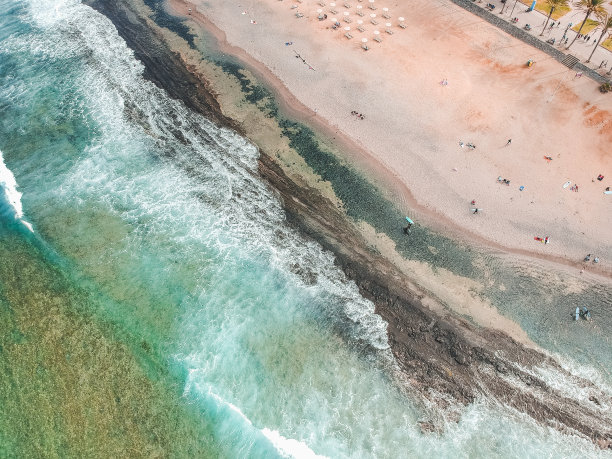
[0,149,33,232]
[189,378,328,459]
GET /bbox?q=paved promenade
[455,0,612,81]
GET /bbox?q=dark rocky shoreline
[86,0,612,448]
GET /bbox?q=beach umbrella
[357,4,362,8]
[317,8,322,12]
[330,2,336,6]
[382,7,389,12]
[357,19,363,24]
[344,11,350,15]
[369,0,375,3]
[344,26,351,30]
[385,22,391,27]
[370,13,376,18]
[398,16,405,21]
[362,38,368,42]
[330,17,338,22]
[374,30,380,35]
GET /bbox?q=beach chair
[399,23,406,28]
[345,32,353,38]
[331,9,338,14]
[318,1,326,5]
[382,13,390,18]
[357,26,365,32]
[368,5,377,9]
[386,28,393,34]
[344,2,351,7]
[296,12,304,17]
[374,36,382,42]
[357,11,364,16]
[362,44,369,50]
[371,19,378,25]
[344,17,352,22]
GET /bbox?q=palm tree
[540,0,569,36]
[586,13,612,62]
[566,0,607,49]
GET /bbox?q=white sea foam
[261,428,328,459]
[529,352,612,409]
[0,149,33,231]
[188,379,327,459]
[16,0,390,352]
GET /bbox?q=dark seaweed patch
[214,59,279,118]
[142,0,196,48]
[277,119,477,278]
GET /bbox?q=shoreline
[178,0,612,273]
[167,0,612,282]
[86,0,612,447]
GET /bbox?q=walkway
[456,0,612,81]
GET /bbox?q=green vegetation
[571,18,599,33]
[566,0,607,49]
[539,0,570,35]
[520,0,570,20]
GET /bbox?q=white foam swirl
[0,149,33,231]
[198,382,328,459]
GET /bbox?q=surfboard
[405,217,414,225]
[604,191,612,195]
[575,307,580,321]
[563,181,571,189]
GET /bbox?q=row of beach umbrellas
[291,0,406,47]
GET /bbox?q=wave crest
[0,149,33,231]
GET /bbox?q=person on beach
[403,222,412,234]
[473,208,479,214]
[506,138,512,146]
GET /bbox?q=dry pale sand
[172,0,612,275]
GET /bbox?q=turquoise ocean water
[0,0,610,456]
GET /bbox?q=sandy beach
[168,0,612,277]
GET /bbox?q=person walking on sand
[506,138,512,146]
